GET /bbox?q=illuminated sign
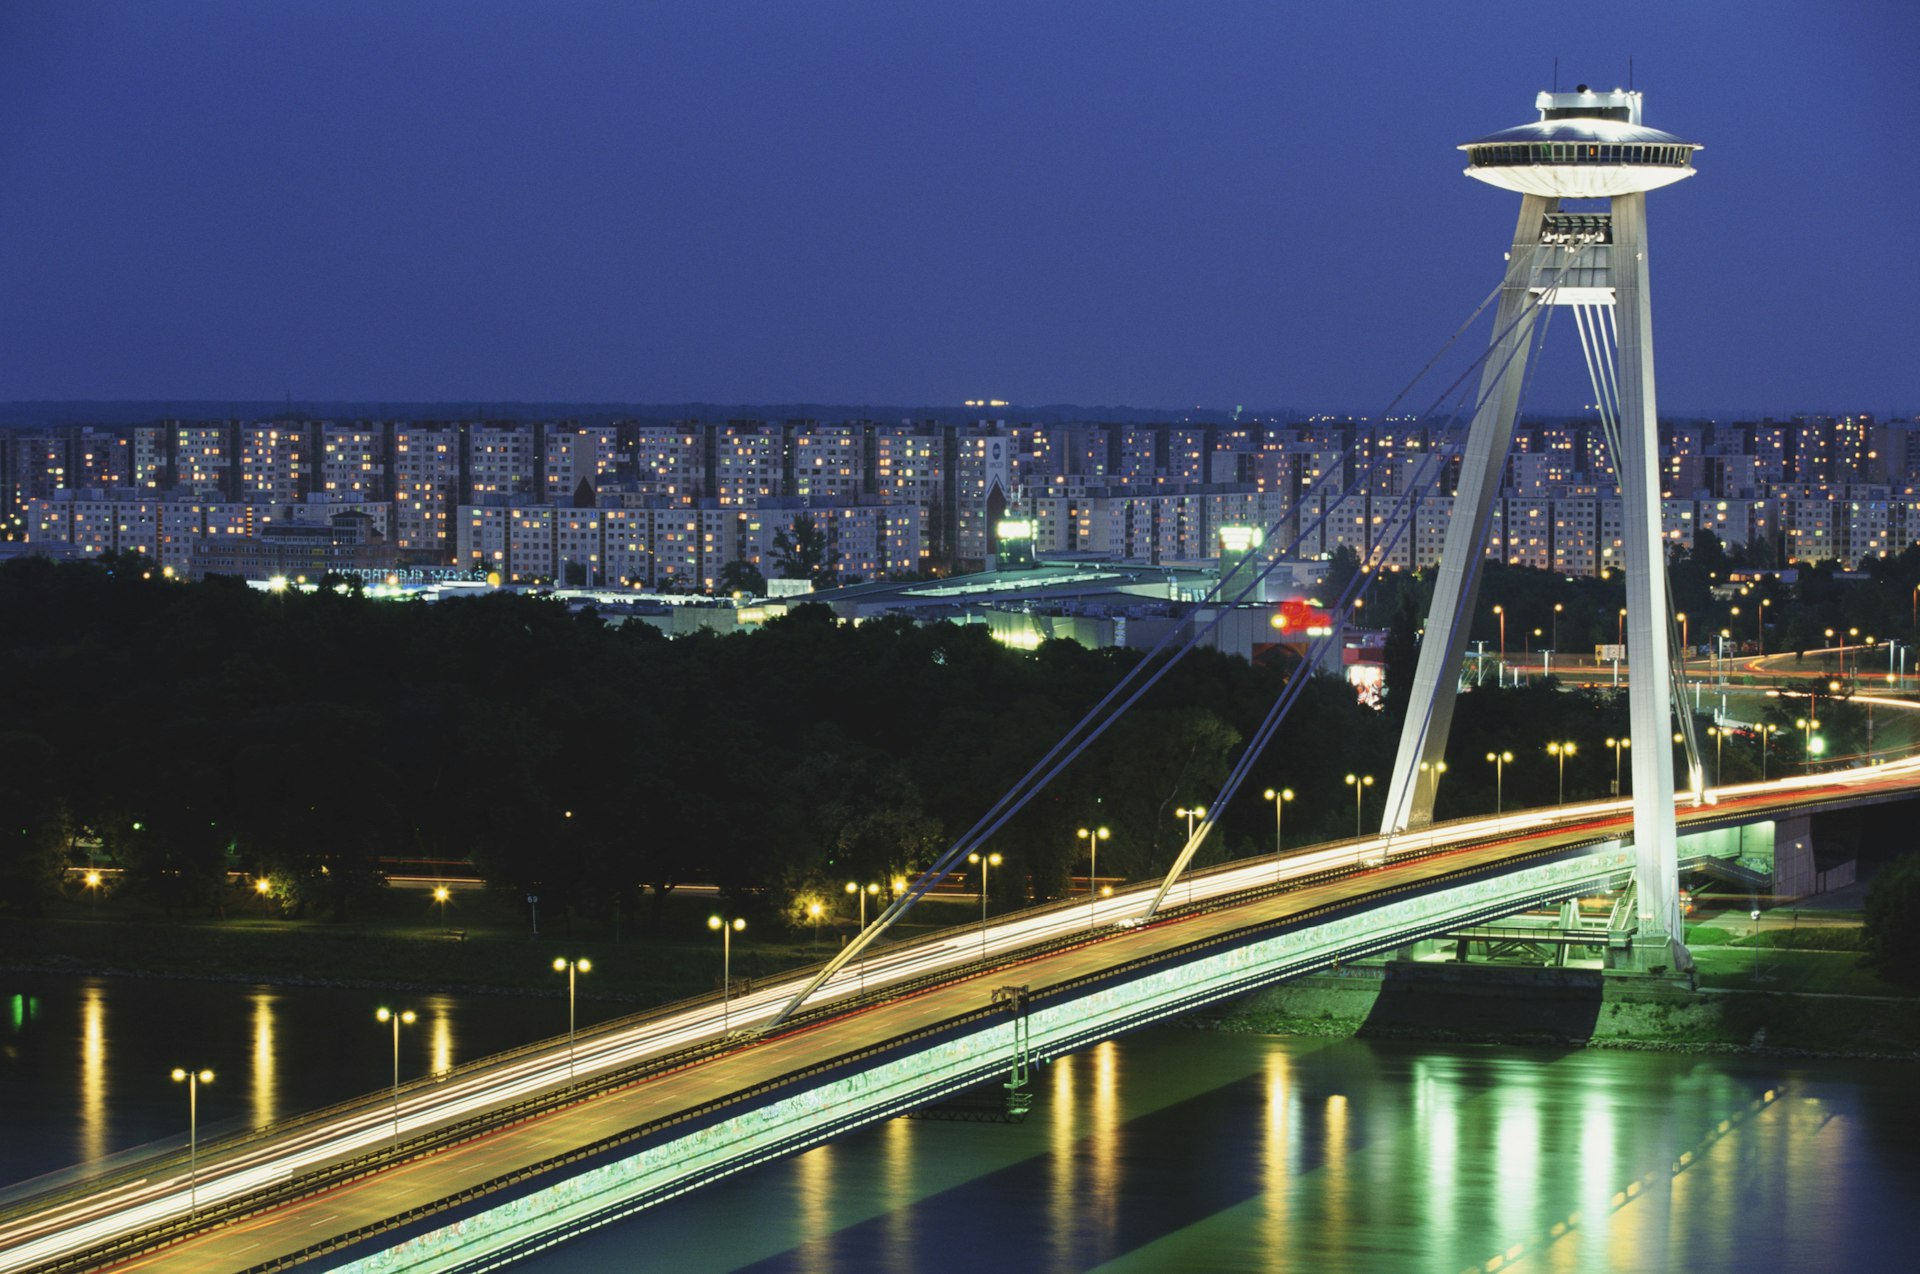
[995,520,1034,540]
[1218,525,1265,554]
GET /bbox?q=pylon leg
[1612,192,1689,972]
[1380,194,1554,833]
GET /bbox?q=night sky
[3,1,1914,415]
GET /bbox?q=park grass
[1689,945,1910,997]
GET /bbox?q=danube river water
[4,974,1917,1272]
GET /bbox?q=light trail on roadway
[6,752,1920,1273]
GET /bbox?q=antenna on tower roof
[1553,56,1559,92]
[1629,55,1635,90]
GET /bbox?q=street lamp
[432,885,450,933]
[1760,723,1780,780]
[806,900,824,949]
[253,876,272,919]
[1493,604,1506,668]
[707,915,746,1030]
[1077,826,1110,926]
[1174,805,1208,843]
[1604,736,1631,796]
[1343,773,1374,837]
[1552,601,1563,651]
[1617,607,1627,648]
[551,956,591,1078]
[169,1067,214,1212]
[1262,788,1294,859]
[1418,761,1447,811]
[1705,726,1725,788]
[965,852,1002,955]
[1546,741,1576,804]
[1760,596,1771,654]
[1796,717,1822,773]
[844,880,881,932]
[1676,612,1689,657]
[1485,751,1513,814]
[374,1007,416,1149]
[83,869,103,917]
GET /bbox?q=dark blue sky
[3,1,1914,415]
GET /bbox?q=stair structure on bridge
[1379,86,1702,973]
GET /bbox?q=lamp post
[844,881,879,991]
[551,956,591,1077]
[1174,805,1207,844]
[1617,607,1627,648]
[1760,723,1779,780]
[1343,773,1374,837]
[1077,826,1110,926]
[1750,907,1763,981]
[84,869,102,917]
[1796,716,1821,773]
[1485,751,1513,814]
[432,885,450,934]
[844,880,880,932]
[253,876,272,919]
[1676,611,1689,660]
[707,915,746,1030]
[965,852,1002,956]
[1604,736,1631,796]
[1705,727,1725,788]
[806,900,824,950]
[1493,604,1506,670]
[374,1007,416,1149]
[1262,788,1294,858]
[1546,741,1576,804]
[1418,760,1448,813]
[169,1067,214,1212]
[1760,596,1771,654]
[1552,601,1563,652]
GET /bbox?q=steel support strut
[1378,194,1554,834]
[1612,192,1688,969]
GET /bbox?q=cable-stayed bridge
[6,83,1860,1274]
[2,759,1914,1273]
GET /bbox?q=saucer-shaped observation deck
[1460,86,1700,198]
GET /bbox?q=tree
[0,732,69,916]
[1321,545,1362,604]
[773,513,837,586]
[1864,853,1920,991]
[716,558,768,597]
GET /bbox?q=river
[4,974,1916,1272]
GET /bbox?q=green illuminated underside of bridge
[331,842,1639,1273]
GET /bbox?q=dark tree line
[3,543,1901,929]
[0,557,1381,927]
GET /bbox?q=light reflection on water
[514,1033,1920,1274]
[77,984,105,1166]
[0,973,606,1190]
[7,976,1919,1273]
[250,990,276,1131]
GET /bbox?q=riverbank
[0,914,821,1005]
[1192,958,1920,1059]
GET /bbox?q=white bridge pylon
[1379,87,1701,970]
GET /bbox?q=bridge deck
[7,759,1917,1273]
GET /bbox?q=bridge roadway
[6,758,1919,1273]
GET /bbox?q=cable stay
[1140,247,1588,915]
[765,247,1572,1030]
[1570,299,1703,796]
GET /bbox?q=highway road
[6,755,1920,1273]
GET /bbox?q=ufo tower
[1379,87,1701,968]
